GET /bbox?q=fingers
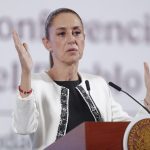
[12,30,29,55]
[144,62,149,75]
[23,42,31,57]
[144,62,150,91]
[23,43,28,51]
[12,30,22,49]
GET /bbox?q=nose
[67,33,75,44]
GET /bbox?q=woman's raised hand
[144,62,150,110]
[12,30,33,74]
[12,30,32,97]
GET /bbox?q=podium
[45,122,129,150]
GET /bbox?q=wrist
[18,85,32,95]
[21,71,31,80]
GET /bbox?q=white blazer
[12,72,131,150]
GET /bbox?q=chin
[64,54,83,65]
[65,59,80,65]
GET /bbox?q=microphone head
[85,80,90,91]
[108,82,122,91]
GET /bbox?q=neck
[48,63,79,81]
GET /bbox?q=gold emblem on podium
[127,118,150,150]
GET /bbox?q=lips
[67,48,78,52]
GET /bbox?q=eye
[73,31,81,36]
[57,32,66,36]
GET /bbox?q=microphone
[85,80,90,91]
[85,80,92,100]
[108,82,150,114]
[85,80,103,120]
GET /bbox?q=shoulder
[31,71,53,85]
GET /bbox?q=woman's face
[48,12,85,66]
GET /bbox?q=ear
[42,37,52,52]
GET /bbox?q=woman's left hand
[144,62,150,110]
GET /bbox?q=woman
[12,8,150,150]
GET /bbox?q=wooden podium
[45,122,129,150]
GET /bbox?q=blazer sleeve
[12,91,39,134]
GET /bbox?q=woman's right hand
[12,30,33,97]
[12,30,33,74]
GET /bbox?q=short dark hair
[45,8,84,68]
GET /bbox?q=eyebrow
[56,26,82,31]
